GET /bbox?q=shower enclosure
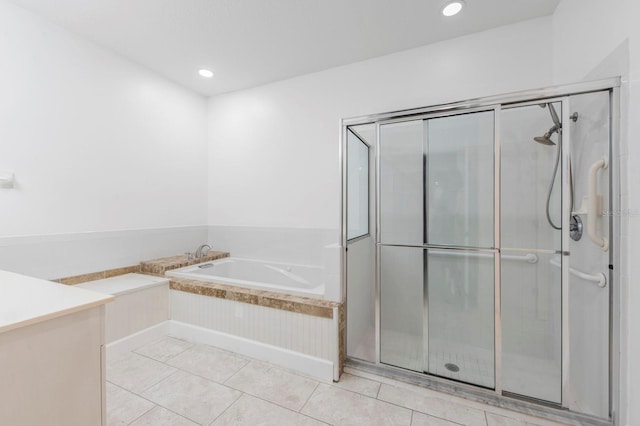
[342,80,619,425]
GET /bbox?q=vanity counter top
[0,269,113,334]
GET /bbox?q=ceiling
[9,0,560,96]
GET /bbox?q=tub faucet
[195,244,212,259]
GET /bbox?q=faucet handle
[185,252,194,261]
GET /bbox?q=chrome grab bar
[587,156,609,251]
[429,250,538,264]
[549,257,607,288]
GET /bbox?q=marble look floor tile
[129,406,199,426]
[301,383,412,426]
[167,343,249,383]
[411,411,464,426]
[333,373,381,398]
[134,337,194,363]
[486,412,526,426]
[106,382,154,426]
[224,361,318,411]
[211,394,326,426]
[107,352,177,394]
[141,370,241,425]
[484,408,572,426]
[377,384,487,426]
[524,421,572,426]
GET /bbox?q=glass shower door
[500,101,564,404]
[379,119,425,372]
[425,112,495,388]
[379,110,496,388]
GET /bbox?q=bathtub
[166,257,325,297]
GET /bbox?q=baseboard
[168,320,335,382]
[106,321,170,359]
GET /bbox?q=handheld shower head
[533,103,562,145]
[534,123,560,145]
[534,135,556,145]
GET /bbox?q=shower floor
[381,330,494,388]
[381,330,561,404]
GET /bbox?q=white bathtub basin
[166,257,325,298]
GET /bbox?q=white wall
[0,1,209,277]
[552,1,639,424]
[207,17,552,230]
[206,17,553,301]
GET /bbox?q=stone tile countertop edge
[170,278,340,319]
[140,251,230,276]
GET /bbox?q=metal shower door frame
[340,77,620,426]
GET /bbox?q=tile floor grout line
[299,381,321,413]
[132,405,198,426]
[131,337,195,363]
[108,381,199,426]
[160,357,250,387]
[221,358,252,385]
[370,391,471,426]
[206,390,244,426]
[375,381,383,399]
[142,339,252,388]
[141,366,182,395]
[134,388,210,425]
[124,404,156,426]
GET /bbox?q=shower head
[533,123,560,145]
[533,103,562,145]
[534,135,556,145]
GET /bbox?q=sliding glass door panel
[380,245,424,372]
[426,249,495,388]
[379,120,424,246]
[500,103,563,404]
[427,112,495,249]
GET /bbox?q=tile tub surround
[140,251,229,276]
[54,250,228,285]
[169,278,339,319]
[55,264,141,285]
[107,336,571,426]
[169,280,342,380]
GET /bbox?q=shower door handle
[587,156,608,251]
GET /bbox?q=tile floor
[107,336,572,426]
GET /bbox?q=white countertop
[75,273,169,296]
[0,270,114,334]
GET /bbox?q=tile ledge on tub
[169,278,340,319]
[140,251,230,276]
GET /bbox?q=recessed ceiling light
[198,69,214,78]
[442,1,464,17]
